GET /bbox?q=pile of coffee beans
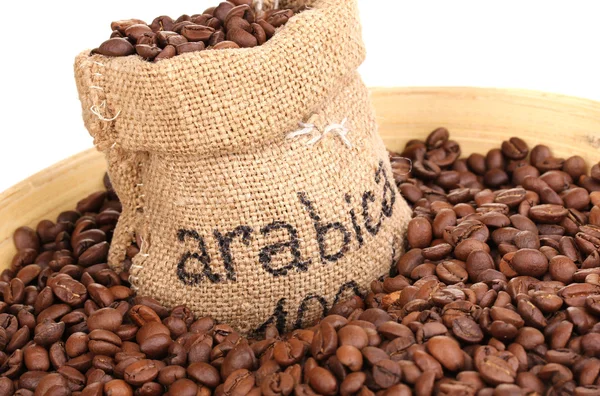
[92,1,297,62]
[1,129,600,395]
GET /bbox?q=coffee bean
[476,354,517,385]
[501,137,529,160]
[560,283,600,307]
[413,350,443,380]
[563,156,588,180]
[104,379,133,396]
[370,359,401,389]
[426,336,464,371]
[87,283,114,307]
[495,187,527,207]
[407,217,433,248]
[65,332,89,358]
[425,127,449,150]
[152,44,176,62]
[0,377,14,395]
[451,316,484,344]
[506,248,547,277]
[588,163,600,184]
[88,308,123,332]
[310,322,337,361]
[221,341,256,378]
[307,367,337,395]
[23,343,50,372]
[33,320,65,347]
[13,227,41,252]
[529,204,569,223]
[266,9,294,28]
[484,168,509,187]
[273,339,305,367]
[175,41,205,55]
[94,38,136,57]
[135,45,162,60]
[226,27,258,48]
[222,368,255,395]
[258,372,293,395]
[123,359,159,386]
[181,25,215,42]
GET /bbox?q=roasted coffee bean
[426,336,464,371]
[530,204,569,223]
[226,16,251,32]
[476,354,517,385]
[311,322,337,361]
[495,188,527,207]
[501,137,529,160]
[33,320,65,347]
[484,168,509,187]
[152,44,176,62]
[562,155,587,180]
[94,38,136,57]
[13,227,41,252]
[452,316,484,344]
[123,359,159,386]
[510,248,548,277]
[135,44,162,60]
[50,276,87,306]
[306,366,337,395]
[413,160,442,180]
[407,217,433,249]
[560,283,600,307]
[176,41,206,55]
[549,255,577,283]
[104,379,133,395]
[425,128,449,150]
[221,341,256,378]
[222,368,255,395]
[88,308,123,332]
[273,339,305,367]
[181,25,215,42]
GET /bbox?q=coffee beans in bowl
[92,1,298,61]
[2,126,600,394]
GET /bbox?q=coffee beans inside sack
[74,0,411,334]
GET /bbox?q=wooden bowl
[1,87,599,270]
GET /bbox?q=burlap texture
[75,0,411,334]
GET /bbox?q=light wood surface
[1,87,599,270]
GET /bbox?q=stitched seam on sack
[128,156,149,293]
[79,59,122,152]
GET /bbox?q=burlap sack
[74,0,411,334]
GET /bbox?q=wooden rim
[1,86,599,268]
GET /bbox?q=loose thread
[90,100,121,122]
[286,122,315,139]
[82,58,122,123]
[287,118,353,148]
[78,60,105,69]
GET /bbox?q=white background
[0,0,599,192]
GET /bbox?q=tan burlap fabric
[74,0,411,334]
